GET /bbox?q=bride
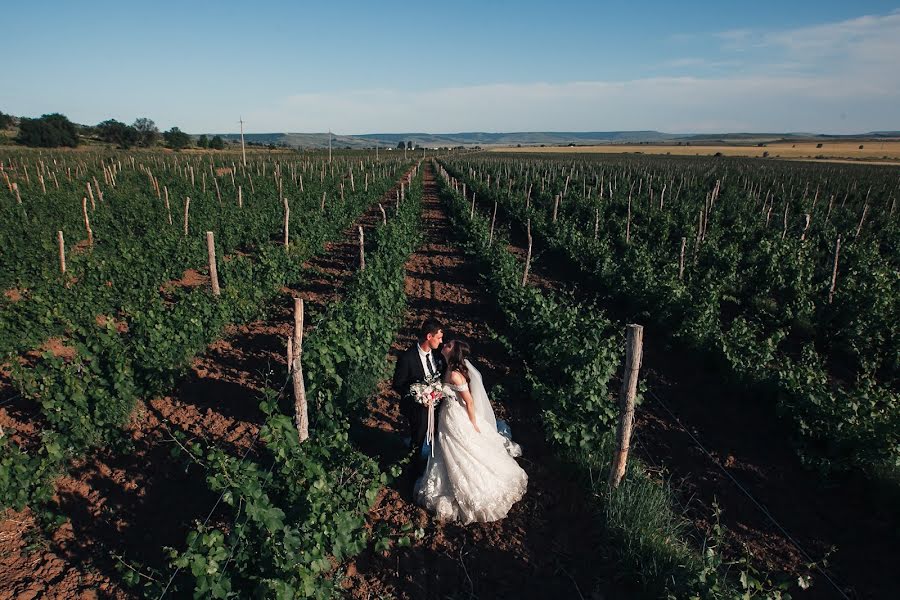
[414,340,528,523]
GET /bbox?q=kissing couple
[392,318,527,524]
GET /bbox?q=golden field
[493,141,900,163]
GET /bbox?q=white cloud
[239,11,900,134]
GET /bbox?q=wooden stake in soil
[679,237,687,280]
[82,197,93,247]
[291,297,309,442]
[164,186,173,225]
[283,196,290,249]
[358,226,365,271]
[183,196,191,236]
[13,182,21,204]
[57,230,66,274]
[238,185,243,208]
[206,231,221,297]
[552,193,560,223]
[522,218,533,286]
[470,192,476,219]
[829,235,841,304]
[609,323,644,488]
[378,203,387,225]
[489,201,498,247]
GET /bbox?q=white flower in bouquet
[410,374,446,407]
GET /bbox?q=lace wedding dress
[414,360,527,524]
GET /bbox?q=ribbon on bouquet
[425,399,437,457]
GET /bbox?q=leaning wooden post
[164,186,173,225]
[609,324,644,488]
[183,197,191,236]
[358,226,365,271]
[283,196,290,249]
[522,218,533,286]
[489,201,498,247]
[292,298,309,442]
[378,203,387,225]
[678,237,687,280]
[206,231,221,297]
[470,192,476,219]
[13,182,21,204]
[828,235,841,304]
[82,197,93,247]
[57,231,66,274]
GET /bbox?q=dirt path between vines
[478,186,899,600]
[345,164,610,599]
[0,176,408,600]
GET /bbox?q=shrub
[16,113,79,147]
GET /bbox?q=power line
[645,388,850,600]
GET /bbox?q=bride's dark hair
[445,340,471,383]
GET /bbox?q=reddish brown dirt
[0,175,410,600]
[95,314,129,334]
[346,164,609,600]
[159,268,207,294]
[3,288,23,302]
[485,193,899,599]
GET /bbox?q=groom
[392,318,445,473]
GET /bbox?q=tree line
[0,109,226,151]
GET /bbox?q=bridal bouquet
[410,375,446,457]
[410,374,446,407]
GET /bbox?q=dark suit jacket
[392,344,445,447]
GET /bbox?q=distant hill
[208,130,900,149]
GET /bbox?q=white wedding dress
[414,360,527,524]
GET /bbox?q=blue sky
[2,1,899,134]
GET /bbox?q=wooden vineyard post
[470,192,476,219]
[800,214,811,241]
[378,203,387,225]
[594,207,600,240]
[238,185,243,208]
[183,197,191,236]
[679,237,687,280]
[13,182,21,204]
[609,324,644,488]
[522,218,532,286]
[291,298,309,441]
[829,235,841,304]
[206,231,221,297]
[82,197,93,247]
[358,226,366,271]
[489,201,498,247]
[283,196,290,249]
[57,231,66,274]
[164,186,173,225]
[552,194,559,223]
[87,182,95,209]
[321,191,326,212]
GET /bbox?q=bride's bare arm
[450,371,480,433]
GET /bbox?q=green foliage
[440,155,899,476]
[163,127,191,150]
[97,119,140,148]
[132,117,159,147]
[197,134,209,148]
[208,135,225,150]
[0,111,13,129]
[160,171,423,597]
[438,162,809,598]
[16,113,79,147]
[0,148,413,514]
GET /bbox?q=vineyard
[0,149,898,599]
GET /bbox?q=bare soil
[345,164,610,600]
[0,176,408,600]
[486,194,900,600]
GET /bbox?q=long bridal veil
[465,359,522,458]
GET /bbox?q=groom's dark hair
[418,318,443,342]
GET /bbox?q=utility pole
[239,117,247,167]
